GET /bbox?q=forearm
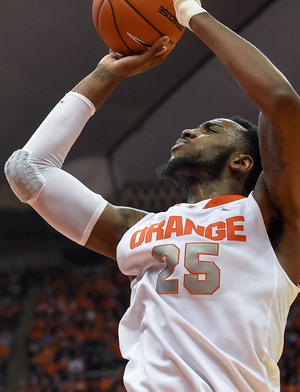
[72,64,122,110]
[190,13,295,116]
[23,92,95,167]
[72,35,170,110]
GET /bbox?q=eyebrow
[203,122,225,130]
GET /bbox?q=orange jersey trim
[203,195,246,209]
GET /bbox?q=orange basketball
[92,0,185,55]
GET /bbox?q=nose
[181,128,198,139]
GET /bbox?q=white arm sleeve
[4,92,108,246]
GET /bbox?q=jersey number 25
[152,242,220,295]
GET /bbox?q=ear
[230,154,254,175]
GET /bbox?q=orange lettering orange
[164,216,183,239]
[226,216,246,242]
[205,221,226,241]
[145,220,166,243]
[130,226,148,249]
[184,219,205,236]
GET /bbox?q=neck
[187,179,244,203]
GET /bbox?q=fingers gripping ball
[92,0,185,55]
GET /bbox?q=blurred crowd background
[0,261,299,392]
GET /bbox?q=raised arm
[174,0,300,283]
[4,38,170,261]
[175,2,300,153]
[189,9,300,198]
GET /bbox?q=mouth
[171,138,188,152]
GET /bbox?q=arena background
[1,0,299,390]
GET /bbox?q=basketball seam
[108,0,136,55]
[123,0,175,45]
[95,0,105,35]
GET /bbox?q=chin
[157,149,233,188]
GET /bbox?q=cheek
[195,140,219,158]
[198,140,231,160]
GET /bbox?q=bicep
[86,204,148,260]
[258,92,300,215]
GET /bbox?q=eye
[205,127,218,134]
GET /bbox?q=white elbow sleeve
[5,151,108,245]
[4,149,45,203]
[4,92,108,245]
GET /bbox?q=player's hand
[173,0,206,29]
[97,36,172,80]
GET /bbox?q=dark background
[1,0,300,264]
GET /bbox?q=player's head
[157,116,262,195]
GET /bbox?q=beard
[156,149,233,189]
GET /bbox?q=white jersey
[117,194,299,392]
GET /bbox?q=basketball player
[5,0,300,390]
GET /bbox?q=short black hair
[230,115,262,195]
